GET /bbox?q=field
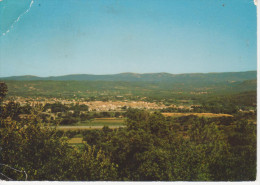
[77,118,125,126]
[162,112,233,118]
[56,118,125,131]
[68,137,84,144]
[57,125,125,131]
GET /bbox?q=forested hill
[0,71,256,83]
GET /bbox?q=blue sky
[0,0,257,77]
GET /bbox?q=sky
[0,0,257,77]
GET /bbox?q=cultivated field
[78,118,125,126]
[162,112,233,117]
[57,125,125,131]
[56,118,125,130]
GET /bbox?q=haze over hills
[0,71,257,83]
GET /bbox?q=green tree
[0,82,8,103]
[225,120,256,180]
[188,117,229,180]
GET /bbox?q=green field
[56,118,126,131]
[68,137,84,144]
[57,125,125,131]
[77,118,125,126]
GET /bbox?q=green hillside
[0,71,256,82]
[1,71,256,107]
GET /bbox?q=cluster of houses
[83,101,168,111]
[4,96,174,111]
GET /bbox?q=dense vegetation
[0,82,256,181]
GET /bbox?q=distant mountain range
[0,71,256,83]
[1,71,256,99]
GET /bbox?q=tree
[0,82,8,103]
[188,117,229,180]
[1,101,21,121]
[224,120,257,180]
[107,109,176,180]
